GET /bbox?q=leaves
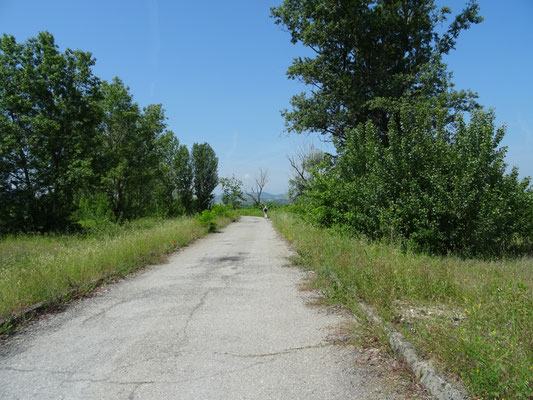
[271,0,483,147]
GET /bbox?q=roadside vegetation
[272,211,532,399]
[273,2,532,396]
[0,31,233,333]
[0,208,237,333]
[0,32,219,235]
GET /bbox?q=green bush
[196,209,217,232]
[303,104,533,257]
[71,194,116,235]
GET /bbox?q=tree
[288,143,324,200]
[99,78,167,220]
[305,104,533,256]
[245,168,268,206]
[220,175,245,209]
[271,0,482,147]
[0,32,102,232]
[191,143,218,211]
[174,144,194,213]
[154,130,180,216]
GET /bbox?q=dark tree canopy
[174,144,194,213]
[0,32,102,231]
[191,143,218,211]
[0,32,220,233]
[271,0,483,146]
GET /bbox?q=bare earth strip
[0,217,429,399]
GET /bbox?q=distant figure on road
[263,205,268,218]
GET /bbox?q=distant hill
[214,192,289,206]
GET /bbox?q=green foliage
[191,143,218,211]
[304,104,533,256]
[196,210,217,233]
[0,215,237,332]
[272,211,533,399]
[220,175,245,209]
[174,144,194,214]
[0,32,102,232]
[0,32,220,234]
[288,144,324,200]
[71,194,115,234]
[195,206,234,232]
[98,78,170,220]
[271,0,482,146]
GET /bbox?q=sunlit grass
[236,208,264,217]
[272,211,533,399]
[0,215,236,325]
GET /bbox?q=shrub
[304,104,533,257]
[71,194,116,235]
[196,210,217,232]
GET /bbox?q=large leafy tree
[154,130,180,216]
[0,32,102,231]
[271,0,483,147]
[174,144,194,213]
[99,78,167,220]
[191,143,218,211]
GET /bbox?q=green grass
[235,207,264,217]
[0,214,237,328]
[271,211,533,400]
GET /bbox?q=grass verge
[236,208,264,217]
[0,214,237,333]
[271,211,533,399]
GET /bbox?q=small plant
[196,210,217,232]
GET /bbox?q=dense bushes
[304,103,533,256]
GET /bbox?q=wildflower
[299,244,302,247]
[173,240,176,243]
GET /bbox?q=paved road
[0,217,424,399]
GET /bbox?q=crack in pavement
[215,343,335,358]
[1,217,429,399]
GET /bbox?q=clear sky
[1,1,531,194]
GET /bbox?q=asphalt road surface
[0,217,427,399]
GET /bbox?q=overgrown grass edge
[271,211,533,400]
[0,214,238,335]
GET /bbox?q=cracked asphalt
[0,216,424,399]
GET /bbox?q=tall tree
[99,78,167,220]
[271,0,482,147]
[99,78,141,220]
[174,144,194,213]
[0,32,102,231]
[154,130,179,216]
[191,143,218,211]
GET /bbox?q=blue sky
[1,1,531,194]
